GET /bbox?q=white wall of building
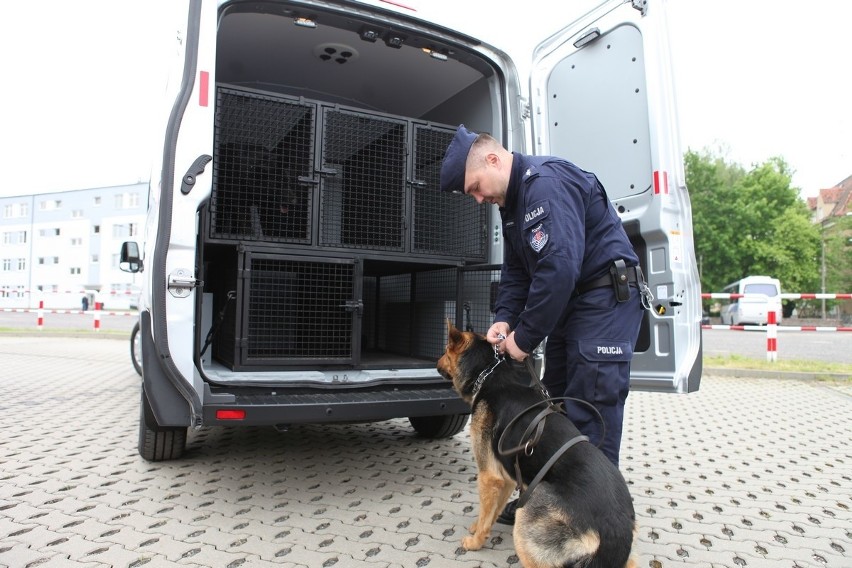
[0,183,148,310]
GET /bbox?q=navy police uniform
[439,124,646,467]
[497,153,644,466]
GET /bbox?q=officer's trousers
[541,285,644,468]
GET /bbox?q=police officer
[440,125,648,524]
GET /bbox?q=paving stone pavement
[0,336,849,568]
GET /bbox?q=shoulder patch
[529,223,548,253]
[522,200,549,229]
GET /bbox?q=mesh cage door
[211,87,315,243]
[319,108,407,251]
[411,124,487,261]
[242,253,358,367]
[458,264,502,336]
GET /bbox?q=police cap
[440,124,479,193]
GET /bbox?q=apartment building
[0,183,148,310]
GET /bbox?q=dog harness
[498,399,589,508]
[479,342,601,509]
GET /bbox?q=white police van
[120,0,702,461]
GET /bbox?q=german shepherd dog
[437,323,637,568]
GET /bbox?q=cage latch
[168,268,202,298]
[340,299,363,315]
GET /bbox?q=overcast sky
[0,0,849,200]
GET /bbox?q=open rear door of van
[529,0,702,393]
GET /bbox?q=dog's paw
[468,522,478,534]
[462,534,485,551]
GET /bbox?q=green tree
[685,150,820,297]
[822,215,852,294]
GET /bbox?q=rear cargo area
[201,2,502,374]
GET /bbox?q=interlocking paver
[1,336,850,567]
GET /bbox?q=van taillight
[217,409,246,420]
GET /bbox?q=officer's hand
[486,322,511,345]
[502,332,528,361]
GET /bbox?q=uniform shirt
[494,153,639,354]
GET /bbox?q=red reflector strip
[653,170,669,195]
[199,71,209,107]
[216,409,245,420]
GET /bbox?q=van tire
[138,391,187,461]
[130,321,143,377]
[409,414,469,438]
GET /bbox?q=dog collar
[471,349,505,403]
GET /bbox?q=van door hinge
[168,268,202,298]
[632,0,647,16]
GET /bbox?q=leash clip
[635,266,654,310]
[494,333,507,361]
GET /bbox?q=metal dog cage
[205,85,492,370]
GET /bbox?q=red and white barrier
[766,311,777,362]
[0,308,135,316]
[703,324,852,332]
[37,300,44,330]
[702,292,852,300]
[0,289,138,297]
[702,290,851,362]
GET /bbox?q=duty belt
[573,265,640,296]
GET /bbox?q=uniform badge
[529,223,548,252]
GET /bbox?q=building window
[2,259,10,271]
[93,196,101,206]
[129,223,138,236]
[72,209,84,218]
[70,237,83,246]
[92,254,99,263]
[129,193,140,208]
[39,228,61,237]
[93,225,100,234]
[20,202,28,217]
[39,199,62,210]
[114,194,124,209]
[70,267,81,275]
[17,258,26,270]
[4,231,28,245]
[3,205,11,218]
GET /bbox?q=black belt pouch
[610,259,630,302]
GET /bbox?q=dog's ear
[445,319,464,350]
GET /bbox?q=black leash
[494,352,607,507]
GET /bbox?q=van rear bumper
[201,385,469,426]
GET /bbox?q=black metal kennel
[206,86,492,370]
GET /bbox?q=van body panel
[529,0,702,393]
[133,0,702,458]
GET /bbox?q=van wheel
[130,321,143,377]
[409,414,469,438]
[138,390,187,461]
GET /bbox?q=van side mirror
[120,241,143,273]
